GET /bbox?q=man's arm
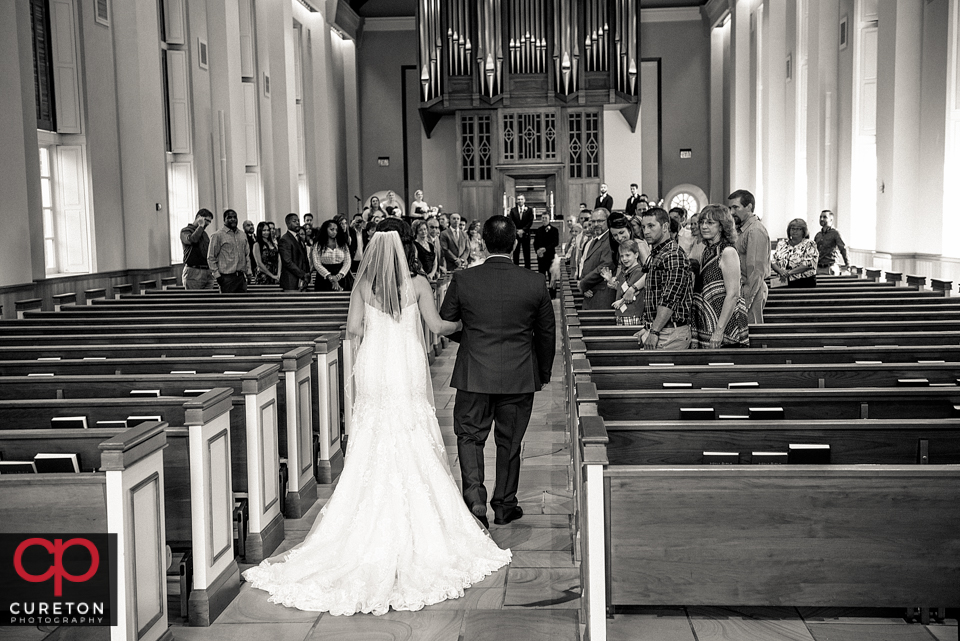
[206,234,222,280]
[180,225,203,246]
[579,240,615,292]
[741,229,767,309]
[835,231,848,266]
[438,273,462,343]
[533,280,556,384]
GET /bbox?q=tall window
[460,114,492,182]
[944,0,960,246]
[295,23,309,215]
[850,0,878,249]
[568,111,600,179]
[160,0,199,262]
[31,0,93,275]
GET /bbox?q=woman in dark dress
[311,219,354,292]
[691,204,749,349]
[253,221,280,284]
[412,219,438,279]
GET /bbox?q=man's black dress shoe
[494,506,523,525]
[470,504,489,529]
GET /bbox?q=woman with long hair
[691,204,749,348]
[253,221,280,284]
[412,219,438,279]
[311,219,354,292]
[244,217,509,615]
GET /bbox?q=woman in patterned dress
[253,221,280,284]
[771,218,819,288]
[692,204,749,349]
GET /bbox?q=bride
[243,217,511,615]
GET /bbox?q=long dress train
[243,297,511,615]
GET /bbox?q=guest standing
[207,209,252,293]
[466,221,486,267]
[727,189,770,324]
[180,209,215,290]
[533,212,560,276]
[772,218,819,288]
[253,221,280,284]
[508,196,535,269]
[312,219,354,292]
[691,205,749,349]
[440,213,470,270]
[577,208,617,311]
[413,219,439,279]
[814,210,848,275]
[600,239,645,326]
[279,213,310,291]
[637,207,693,350]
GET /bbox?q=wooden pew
[0,363,320,520]
[598,417,960,465]
[0,422,173,641]
[0,391,242,626]
[575,343,960,367]
[0,389,283,566]
[577,381,960,421]
[574,357,960,390]
[0,347,330,498]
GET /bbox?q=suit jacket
[595,194,614,212]
[509,206,535,239]
[625,195,640,217]
[440,256,556,394]
[278,231,310,290]
[439,227,470,270]
[533,224,560,261]
[578,231,617,310]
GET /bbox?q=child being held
[600,239,646,326]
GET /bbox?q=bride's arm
[414,275,461,335]
[346,285,366,339]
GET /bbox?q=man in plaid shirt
[638,207,693,350]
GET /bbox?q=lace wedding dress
[243,288,511,615]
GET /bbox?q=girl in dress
[312,219,354,292]
[243,218,510,615]
[600,239,645,326]
[691,204,749,349]
[466,221,486,267]
[253,222,280,284]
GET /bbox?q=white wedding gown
[243,295,511,615]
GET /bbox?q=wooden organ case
[417,0,640,220]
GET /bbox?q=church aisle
[168,300,580,641]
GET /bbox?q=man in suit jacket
[533,211,560,277]
[624,183,641,217]
[508,195,535,269]
[595,183,614,212]
[578,208,617,310]
[439,212,470,270]
[278,213,310,291]
[440,215,556,528]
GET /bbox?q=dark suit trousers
[217,273,247,293]
[513,233,532,269]
[454,389,535,515]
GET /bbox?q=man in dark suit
[439,212,469,270]
[578,208,617,310]
[278,213,310,291]
[533,211,560,292]
[508,195,535,269]
[595,183,614,212]
[440,216,556,529]
[624,183,641,217]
